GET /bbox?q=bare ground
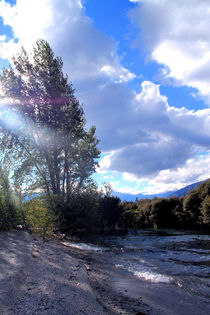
[0,231,106,315]
[0,231,148,315]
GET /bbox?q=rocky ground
[0,231,107,315]
[0,231,148,315]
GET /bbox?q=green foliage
[149,199,169,229]
[99,195,122,230]
[24,197,57,240]
[120,180,210,230]
[0,167,23,231]
[0,39,101,234]
[183,179,210,227]
[201,195,210,225]
[183,190,202,227]
[171,197,186,227]
[57,187,100,233]
[121,201,139,228]
[0,39,100,199]
[102,182,112,197]
[136,199,153,228]
[149,197,182,229]
[54,185,123,234]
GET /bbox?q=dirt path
[0,231,106,315]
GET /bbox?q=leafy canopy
[0,39,100,199]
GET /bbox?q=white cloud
[102,153,210,195]
[122,172,139,182]
[97,153,114,174]
[135,81,167,113]
[141,153,210,194]
[130,0,210,104]
[0,0,135,84]
[111,185,141,195]
[101,65,135,83]
[0,35,6,41]
[0,0,53,57]
[0,37,21,61]
[99,81,210,182]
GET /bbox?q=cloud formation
[0,0,134,82]
[99,81,210,179]
[119,153,210,195]
[129,0,210,104]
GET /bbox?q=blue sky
[0,0,210,195]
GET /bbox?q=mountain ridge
[113,179,208,201]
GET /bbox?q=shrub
[24,198,57,240]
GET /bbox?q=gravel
[0,231,107,315]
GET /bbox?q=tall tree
[0,40,100,200]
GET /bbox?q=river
[63,230,210,314]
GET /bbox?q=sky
[0,0,210,195]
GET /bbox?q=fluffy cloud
[100,152,210,195]
[0,0,134,83]
[99,81,210,183]
[0,0,53,59]
[102,153,210,195]
[140,153,210,194]
[129,0,210,104]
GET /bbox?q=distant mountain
[113,179,207,201]
[112,190,174,202]
[167,180,206,197]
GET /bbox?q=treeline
[0,176,209,237]
[0,176,122,238]
[121,179,210,230]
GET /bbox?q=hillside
[167,180,206,197]
[113,179,208,201]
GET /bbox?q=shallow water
[65,230,210,306]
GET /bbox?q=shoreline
[0,231,209,315]
[66,242,209,315]
[64,245,151,315]
[0,231,148,315]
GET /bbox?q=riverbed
[64,229,210,314]
[1,230,209,314]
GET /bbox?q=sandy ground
[0,231,148,315]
